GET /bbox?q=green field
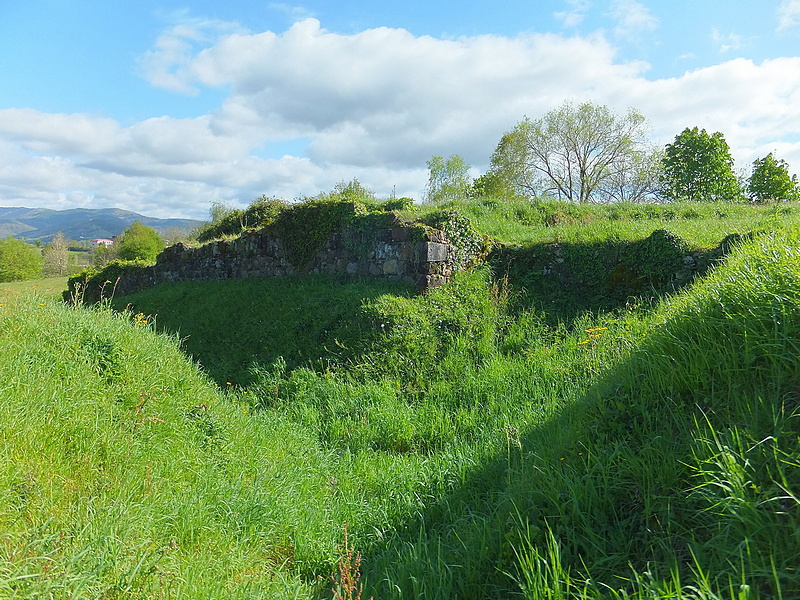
[2,200,799,598]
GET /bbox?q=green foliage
[196,196,288,243]
[472,131,533,199]
[270,199,367,270]
[505,101,653,203]
[0,236,43,282]
[324,178,377,205]
[8,198,800,598]
[747,152,800,202]
[422,209,492,269]
[661,127,741,201]
[115,220,164,262]
[64,259,152,304]
[425,154,472,204]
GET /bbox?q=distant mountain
[0,207,203,243]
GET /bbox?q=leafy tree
[661,127,741,201]
[43,231,70,277]
[425,155,472,203]
[115,221,164,262]
[504,101,650,203]
[472,132,535,199]
[0,236,43,282]
[604,144,665,203]
[747,153,800,202]
[327,179,376,204]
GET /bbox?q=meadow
[1,199,799,599]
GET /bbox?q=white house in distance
[91,238,114,247]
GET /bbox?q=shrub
[115,220,164,262]
[0,236,43,282]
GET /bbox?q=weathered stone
[383,259,399,275]
[425,242,449,262]
[109,219,481,297]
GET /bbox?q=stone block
[424,242,449,262]
[383,259,399,275]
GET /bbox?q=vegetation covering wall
[67,203,489,303]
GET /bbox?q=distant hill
[0,207,203,243]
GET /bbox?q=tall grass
[3,206,800,598]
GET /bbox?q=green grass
[0,276,69,302]
[3,201,800,598]
[412,197,800,249]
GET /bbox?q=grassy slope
[3,202,800,598]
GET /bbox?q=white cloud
[711,28,744,53]
[609,0,658,40]
[138,15,244,95]
[1,18,799,219]
[778,0,800,30]
[554,0,591,27]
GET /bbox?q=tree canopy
[115,221,164,262]
[660,127,740,202]
[747,153,800,202]
[496,102,652,203]
[0,237,43,282]
[425,155,472,204]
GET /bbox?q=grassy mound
[5,204,800,598]
[0,297,339,597]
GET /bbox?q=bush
[64,260,152,304]
[196,197,288,243]
[115,221,164,262]
[0,236,43,282]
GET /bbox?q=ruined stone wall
[111,219,462,297]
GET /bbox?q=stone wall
[110,217,464,297]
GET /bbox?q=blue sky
[0,1,799,218]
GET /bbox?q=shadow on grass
[348,235,800,598]
[489,230,737,327]
[113,274,416,386]
[352,326,799,599]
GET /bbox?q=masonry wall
[110,218,462,297]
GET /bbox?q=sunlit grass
[0,276,68,301]
[3,202,800,598]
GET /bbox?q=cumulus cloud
[138,14,245,94]
[1,17,799,219]
[778,0,800,30]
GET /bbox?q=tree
[43,231,70,277]
[424,155,472,203]
[115,221,164,262]
[747,153,800,202]
[660,127,741,202]
[472,132,537,199]
[0,237,43,282]
[505,101,650,203]
[603,144,665,203]
[328,179,376,203]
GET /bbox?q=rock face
[110,219,467,297]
